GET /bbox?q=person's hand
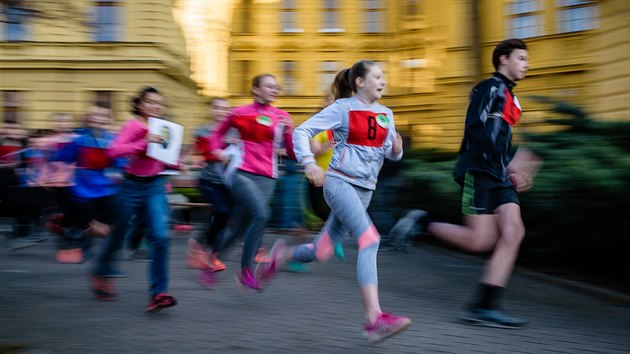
[212,149,230,164]
[304,163,325,187]
[508,148,543,193]
[509,172,533,192]
[392,132,403,155]
[147,133,165,144]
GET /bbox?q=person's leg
[143,178,172,297]
[482,203,525,287]
[93,180,140,276]
[230,172,275,270]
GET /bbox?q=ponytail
[330,68,353,100]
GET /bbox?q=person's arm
[383,109,403,161]
[209,113,234,163]
[293,102,342,167]
[107,120,148,159]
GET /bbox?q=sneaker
[461,308,526,329]
[208,256,227,272]
[255,239,286,283]
[364,312,412,344]
[334,242,345,261]
[283,261,310,274]
[236,267,262,292]
[173,224,193,233]
[254,247,270,264]
[90,275,115,301]
[56,248,83,264]
[186,238,210,269]
[388,209,428,251]
[146,293,178,312]
[7,238,37,251]
[198,268,217,289]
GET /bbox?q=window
[318,61,342,93]
[320,0,343,33]
[556,0,597,33]
[240,0,253,33]
[94,91,113,108]
[92,0,123,42]
[2,91,23,123]
[506,0,544,38]
[3,4,30,41]
[401,0,423,30]
[363,0,385,33]
[238,60,252,94]
[280,0,302,33]
[281,61,299,95]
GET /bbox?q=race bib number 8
[347,110,389,147]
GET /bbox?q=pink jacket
[108,118,169,177]
[211,102,295,179]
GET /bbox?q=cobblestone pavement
[1,231,629,354]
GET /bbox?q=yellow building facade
[180,0,628,151]
[0,0,204,133]
[3,1,629,149]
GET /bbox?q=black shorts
[461,172,519,215]
[65,195,115,228]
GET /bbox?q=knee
[502,223,525,249]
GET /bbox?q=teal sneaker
[284,261,310,273]
[461,308,526,329]
[334,242,345,261]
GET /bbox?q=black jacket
[454,72,521,185]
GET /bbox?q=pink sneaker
[364,312,412,343]
[173,224,193,232]
[236,267,262,292]
[198,268,216,289]
[186,238,210,269]
[255,239,286,283]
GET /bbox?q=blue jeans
[93,176,170,296]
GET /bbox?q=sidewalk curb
[416,242,630,307]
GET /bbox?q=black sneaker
[388,209,428,251]
[461,308,526,329]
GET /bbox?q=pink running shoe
[364,312,412,343]
[236,267,262,292]
[198,268,217,289]
[255,239,286,283]
[146,293,178,312]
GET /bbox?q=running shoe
[254,247,270,264]
[283,261,310,274]
[56,248,83,264]
[236,267,262,292]
[90,275,115,301]
[198,268,217,289]
[173,224,193,233]
[146,293,178,312]
[255,239,286,283]
[334,242,345,261]
[208,256,227,272]
[461,308,526,329]
[364,312,412,344]
[6,238,37,251]
[186,238,210,269]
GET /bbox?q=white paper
[146,117,183,165]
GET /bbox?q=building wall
[0,0,204,138]
[218,0,627,151]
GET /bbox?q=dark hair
[251,74,276,88]
[131,86,161,116]
[94,100,111,110]
[492,38,527,70]
[330,69,353,100]
[331,60,377,98]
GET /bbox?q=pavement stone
[0,230,629,354]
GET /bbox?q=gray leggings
[293,175,381,285]
[228,171,276,269]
